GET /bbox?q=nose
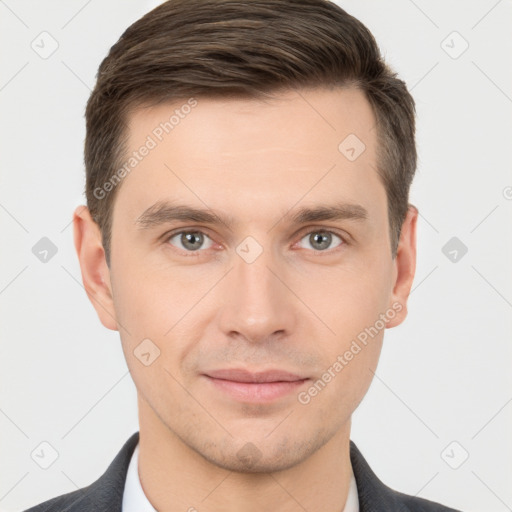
[217,242,297,345]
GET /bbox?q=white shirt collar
[122,443,156,512]
[122,442,359,512]
[344,469,360,512]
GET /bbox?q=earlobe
[386,204,418,329]
[73,205,119,331]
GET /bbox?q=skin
[73,86,417,512]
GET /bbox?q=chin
[194,434,328,474]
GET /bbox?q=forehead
[114,87,382,226]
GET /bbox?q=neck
[137,396,353,512]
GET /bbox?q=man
[26,0,462,510]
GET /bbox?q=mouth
[202,369,310,403]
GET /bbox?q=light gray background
[1,1,511,511]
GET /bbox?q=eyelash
[163,227,348,257]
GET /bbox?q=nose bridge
[218,236,295,342]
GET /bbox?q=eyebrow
[134,199,368,231]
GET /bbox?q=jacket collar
[349,440,407,511]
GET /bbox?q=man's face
[79,87,415,472]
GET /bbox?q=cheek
[110,254,207,332]
[110,260,214,380]
[299,329,383,422]
[293,255,391,403]
[299,260,393,341]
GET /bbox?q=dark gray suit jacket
[25,431,461,511]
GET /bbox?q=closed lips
[204,369,308,383]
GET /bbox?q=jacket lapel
[350,440,408,511]
[73,431,140,512]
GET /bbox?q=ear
[386,204,418,328]
[73,205,118,331]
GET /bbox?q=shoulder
[382,486,463,512]
[24,432,139,512]
[23,483,105,512]
[349,440,463,512]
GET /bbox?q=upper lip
[204,369,307,383]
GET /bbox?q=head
[74,0,418,473]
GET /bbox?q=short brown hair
[85,0,416,266]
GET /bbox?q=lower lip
[204,376,309,402]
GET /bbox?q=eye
[166,230,214,253]
[296,229,345,252]
[164,228,346,256]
